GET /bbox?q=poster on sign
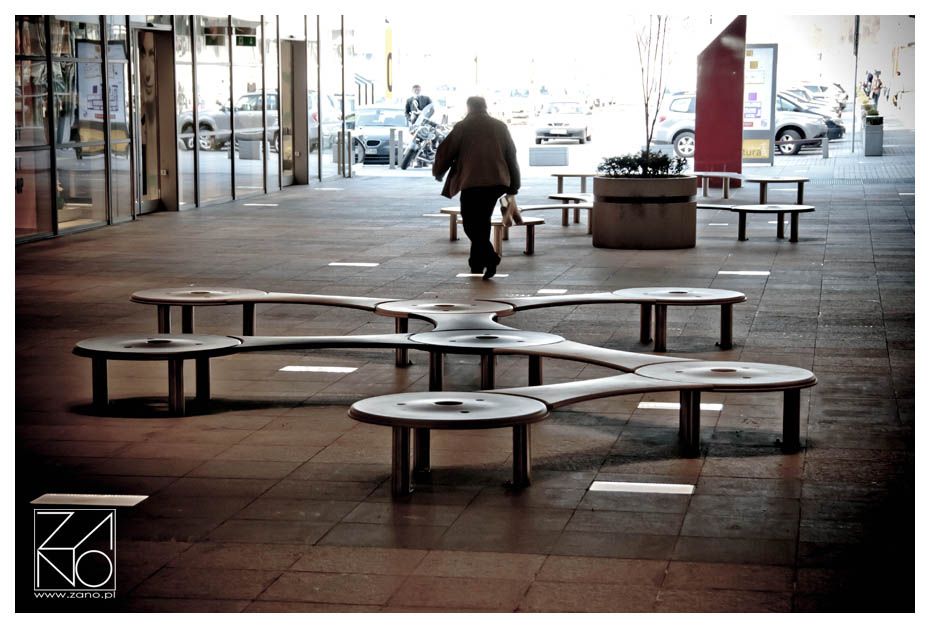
[742,43,777,164]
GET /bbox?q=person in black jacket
[433,96,520,279]
[405,85,433,123]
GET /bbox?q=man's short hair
[466,96,487,113]
[412,84,421,89]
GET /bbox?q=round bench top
[74,334,243,360]
[409,329,564,351]
[376,299,514,319]
[612,287,746,304]
[730,204,815,213]
[131,287,268,305]
[691,171,743,178]
[349,392,549,429]
[635,361,816,392]
[742,176,810,183]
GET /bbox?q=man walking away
[433,96,521,279]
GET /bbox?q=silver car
[653,93,828,157]
[535,101,592,144]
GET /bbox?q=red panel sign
[695,15,747,188]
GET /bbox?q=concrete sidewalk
[14,127,914,612]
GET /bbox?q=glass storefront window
[175,15,192,64]
[16,60,49,147]
[278,14,305,40]
[110,142,133,222]
[15,150,53,238]
[52,16,102,59]
[106,16,127,44]
[264,16,280,191]
[319,15,342,179]
[232,16,265,198]
[195,16,232,204]
[53,61,106,146]
[16,16,46,57]
[176,62,195,208]
[197,16,230,64]
[56,145,107,230]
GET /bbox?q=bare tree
[635,15,670,160]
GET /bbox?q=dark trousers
[460,185,507,271]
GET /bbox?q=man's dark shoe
[482,261,498,280]
[470,265,484,274]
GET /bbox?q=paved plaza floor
[14,129,915,612]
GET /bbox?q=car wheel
[776,129,802,155]
[273,131,280,153]
[579,136,586,145]
[181,126,195,150]
[673,131,696,158]
[535,138,543,145]
[352,138,365,165]
[198,126,216,151]
[586,130,592,141]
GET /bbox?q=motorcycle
[400,103,449,170]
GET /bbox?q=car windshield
[355,109,406,126]
[547,102,586,114]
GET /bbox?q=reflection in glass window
[110,142,133,222]
[264,16,280,191]
[53,61,107,145]
[15,150,53,238]
[355,108,407,127]
[16,16,46,57]
[16,60,49,146]
[52,17,102,58]
[56,146,107,230]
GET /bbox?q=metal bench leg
[392,426,413,497]
[449,214,458,241]
[503,225,510,241]
[557,177,564,194]
[492,225,503,255]
[394,317,411,367]
[168,358,185,416]
[790,213,800,242]
[157,305,171,333]
[777,212,785,239]
[511,425,532,488]
[573,203,580,224]
[413,428,431,477]
[524,225,535,255]
[718,303,733,350]
[759,182,768,204]
[561,207,569,227]
[679,390,701,457]
[242,303,256,336]
[181,305,195,333]
[528,355,543,386]
[654,304,668,352]
[580,177,587,194]
[429,351,443,391]
[587,208,593,235]
[639,304,653,344]
[480,354,496,389]
[92,358,108,411]
[782,389,802,453]
[195,358,210,406]
[723,177,731,199]
[701,176,709,197]
[796,181,805,205]
[738,212,748,241]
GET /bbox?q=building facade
[14,15,380,243]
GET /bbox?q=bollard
[389,129,396,169]
[346,131,352,178]
[822,137,829,159]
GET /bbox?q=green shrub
[597,150,688,178]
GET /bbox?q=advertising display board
[742,43,777,164]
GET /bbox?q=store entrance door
[134,28,177,213]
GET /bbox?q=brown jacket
[432,111,521,199]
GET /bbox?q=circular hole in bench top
[669,291,689,294]
[431,304,458,310]
[460,410,470,414]
[188,291,213,295]
[435,400,464,406]
[145,339,174,345]
[711,368,738,373]
[475,335,500,340]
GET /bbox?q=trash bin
[864,115,883,156]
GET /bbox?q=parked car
[653,92,828,157]
[535,101,592,144]
[353,104,409,164]
[177,89,340,153]
[797,81,849,110]
[778,91,845,140]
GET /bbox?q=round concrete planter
[592,175,697,249]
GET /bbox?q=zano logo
[34,509,116,593]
